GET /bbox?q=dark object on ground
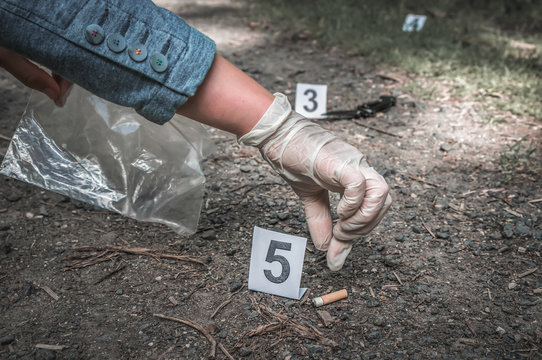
[324,96,396,120]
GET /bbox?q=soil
[1,1,541,359]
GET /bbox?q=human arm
[177,55,392,270]
[0,46,72,107]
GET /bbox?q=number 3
[303,89,318,113]
[264,240,291,283]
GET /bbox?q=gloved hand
[240,93,392,271]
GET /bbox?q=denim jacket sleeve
[0,0,216,124]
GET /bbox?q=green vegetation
[244,0,542,121]
[499,136,541,180]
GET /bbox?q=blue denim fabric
[0,0,216,124]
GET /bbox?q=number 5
[264,240,291,284]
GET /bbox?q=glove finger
[336,161,366,220]
[334,192,392,239]
[327,194,391,271]
[326,236,352,271]
[297,189,333,251]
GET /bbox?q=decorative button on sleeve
[85,24,105,45]
[128,43,148,62]
[150,53,168,73]
[106,33,127,53]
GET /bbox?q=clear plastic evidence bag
[0,86,215,234]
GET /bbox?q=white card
[402,14,427,32]
[248,227,307,300]
[295,83,327,119]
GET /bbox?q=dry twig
[34,283,59,301]
[465,320,477,337]
[421,219,436,238]
[218,343,234,360]
[518,267,538,278]
[64,245,206,271]
[93,264,127,285]
[35,344,66,350]
[211,286,245,319]
[393,271,403,286]
[402,173,441,188]
[154,314,216,358]
[246,301,333,345]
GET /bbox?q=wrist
[238,93,292,147]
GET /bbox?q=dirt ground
[1,1,541,359]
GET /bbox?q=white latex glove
[240,93,392,270]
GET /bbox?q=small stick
[528,198,542,204]
[382,284,400,289]
[0,133,11,142]
[211,286,244,319]
[218,343,235,360]
[72,245,206,265]
[353,120,402,138]
[299,288,312,305]
[231,181,281,194]
[393,271,403,286]
[487,288,492,301]
[518,267,538,278]
[168,296,179,306]
[369,287,376,298]
[465,320,477,337]
[510,348,539,353]
[35,344,65,350]
[403,173,441,188]
[421,219,436,238]
[35,283,59,301]
[93,264,127,285]
[154,314,216,358]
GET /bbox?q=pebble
[373,316,386,327]
[304,344,323,353]
[508,282,517,290]
[434,199,448,210]
[496,326,506,335]
[116,289,123,295]
[201,230,217,240]
[394,234,406,242]
[6,194,21,202]
[38,205,49,216]
[278,213,290,221]
[440,143,452,152]
[365,330,382,344]
[229,278,243,292]
[515,223,531,237]
[239,347,252,357]
[384,255,400,268]
[239,165,252,173]
[366,298,381,308]
[35,349,56,360]
[0,335,15,345]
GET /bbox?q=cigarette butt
[312,289,348,307]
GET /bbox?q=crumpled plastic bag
[0,85,215,235]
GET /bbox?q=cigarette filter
[312,289,348,307]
